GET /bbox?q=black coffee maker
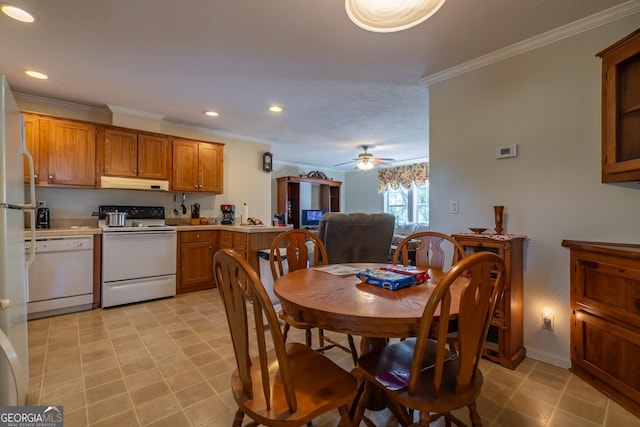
[221,204,235,225]
[36,201,50,229]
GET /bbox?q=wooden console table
[561,240,640,418]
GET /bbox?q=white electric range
[98,205,177,308]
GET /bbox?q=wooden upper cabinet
[198,142,223,193]
[138,134,170,180]
[44,118,97,187]
[172,138,223,193]
[102,128,170,180]
[598,29,640,182]
[22,114,40,184]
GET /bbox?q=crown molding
[13,91,108,114]
[420,0,640,87]
[107,104,165,121]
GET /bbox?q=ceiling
[0,0,636,170]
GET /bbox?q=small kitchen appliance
[221,204,235,225]
[35,201,50,229]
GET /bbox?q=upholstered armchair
[317,212,396,264]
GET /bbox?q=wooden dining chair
[352,251,506,427]
[270,229,359,364]
[213,248,358,427]
[392,231,466,271]
[392,231,467,349]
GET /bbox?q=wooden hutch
[277,176,341,229]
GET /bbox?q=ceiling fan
[334,145,395,170]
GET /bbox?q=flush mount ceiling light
[205,110,219,117]
[1,4,35,22]
[345,0,446,33]
[269,105,283,113]
[25,70,48,80]
[356,159,374,170]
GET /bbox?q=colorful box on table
[381,265,429,284]
[356,269,416,290]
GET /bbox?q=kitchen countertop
[25,227,103,238]
[25,224,292,238]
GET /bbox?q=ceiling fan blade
[370,158,395,165]
[333,159,357,166]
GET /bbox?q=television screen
[301,209,325,226]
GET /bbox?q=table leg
[357,337,390,412]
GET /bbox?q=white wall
[428,14,640,367]
[344,169,383,213]
[17,96,273,224]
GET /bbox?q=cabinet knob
[33,174,38,183]
[48,175,54,183]
[196,234,200,239]
[138,170,142,173]
[194,185,198,189]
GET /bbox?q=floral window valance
[377,162,429,193]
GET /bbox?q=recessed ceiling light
[1,4,35,23]
[205,111,219,117]
[25,70,48,80]
[269,105,283,113]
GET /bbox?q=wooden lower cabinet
[178,229,287,294]
[562,240,640,418]
[177,231,215,293]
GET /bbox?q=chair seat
[231,342,358,425]
[357,338,483,413]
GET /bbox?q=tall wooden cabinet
[276,176,341,229]
[452,234,526,369]
[561,240,640,418]
[172,138,224,193]
[597,29,640,183]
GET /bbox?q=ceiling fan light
[345,0,446,33]
[356,160,374,170]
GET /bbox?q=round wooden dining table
[273,263,464,354]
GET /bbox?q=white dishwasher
[25,235,94,319]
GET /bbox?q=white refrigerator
[0,75,36,405]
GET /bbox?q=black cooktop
[98,205,166,220]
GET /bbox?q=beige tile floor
[26,289,640,427]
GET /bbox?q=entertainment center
[276,176,341,229]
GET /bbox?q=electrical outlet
[450,200,458,214]
[542,312,554,331]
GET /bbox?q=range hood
[100,176,169,191]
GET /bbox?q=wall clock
[263,152,273,172]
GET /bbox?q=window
[383,181,429,225]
